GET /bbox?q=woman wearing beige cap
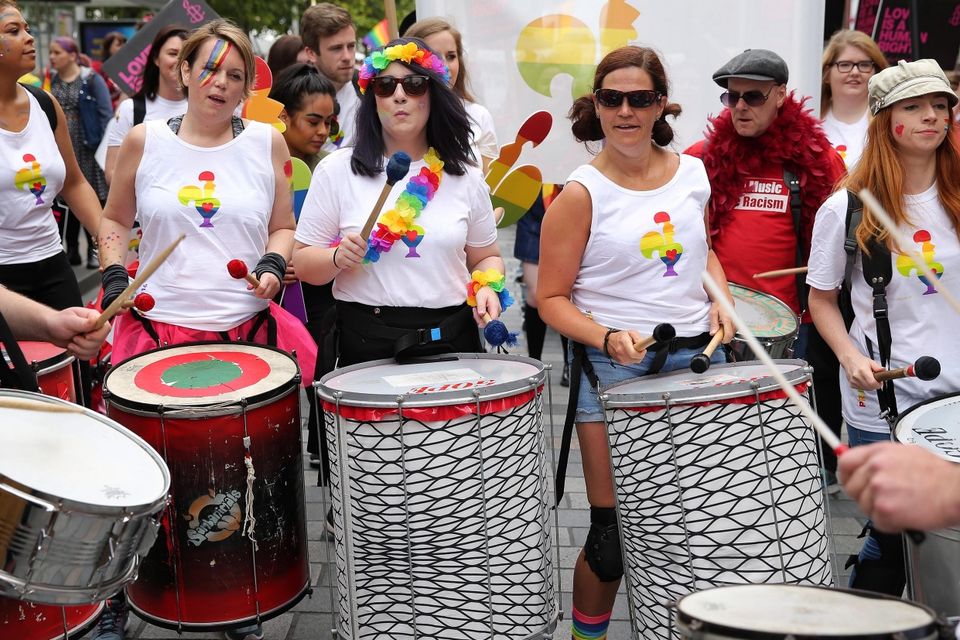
[807,59,960,596]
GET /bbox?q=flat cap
[713,49,789,88]
[868,58,959,114]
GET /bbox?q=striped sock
[571,606,611,639]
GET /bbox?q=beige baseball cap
[868,59,959,115]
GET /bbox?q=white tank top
[568,154,713,335]
[0,88,67,265]
[134,119,275,331]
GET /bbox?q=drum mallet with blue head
[481,313,518,352]
[360,152,412,240]
[632,323,676,351]
[690,326,725,374]
[874,356,940,382]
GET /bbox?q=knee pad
[584,507,623,582]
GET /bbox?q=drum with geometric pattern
[318,354,557,640]
[601,360,831,640]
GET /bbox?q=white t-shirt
[464,100,497,163]
[0,89,67,265]
[807,185,960,432]
[821,110,869,170]
[133,120,276,330]
[295,148,497,308]
[323,82,360,153]
[566,154,713,335]
[105,94,187,149]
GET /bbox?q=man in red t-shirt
[685,48,847,484]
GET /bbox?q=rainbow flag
[362,19,389,50]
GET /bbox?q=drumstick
[0,397,84,414]
[753,266,808,279]
[227,259,260,288]
[633,323,675,351]
[96,234,185,329]
[859,189,960,317]
[874,356,940,382]
[360,152,412,240]
[690,327,725,374]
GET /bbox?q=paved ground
[79,225,864,640]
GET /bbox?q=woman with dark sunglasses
[537,46,734,638]
[293,37,504,367]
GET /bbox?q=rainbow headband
[198,39,232,87]
[358,41,450,95]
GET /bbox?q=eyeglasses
[594,88,662,109]
[832,60,875,74]
[370,75,430,98]
[720,87,774,108]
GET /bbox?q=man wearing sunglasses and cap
[685,49,847,487]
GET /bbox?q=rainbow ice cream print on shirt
[640,211,683,277]
[897,229,944,295]
[198,39,232,87]
[178,171,221,227]
[14,153,47,205]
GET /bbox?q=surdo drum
[601,361,831,639]
[728,284,799,360]
[318,354,557,640]
[103,343,309,630]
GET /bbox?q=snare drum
[601,361,831,640]
[318,354,557,639]
[2,342,78,403]
[103,343,309,630]
[0,389,168,605]
[675,584,938,640]
[895,392,960,618]
[729,284,799,360]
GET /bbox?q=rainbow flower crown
[358,41,450,95]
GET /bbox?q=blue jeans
[847,424,894,589]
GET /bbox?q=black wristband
[254,252,286,284]
[602,328,621,358]
[101,264,130,311]
[332,246,341,269]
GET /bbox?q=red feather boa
[700,92,842,240]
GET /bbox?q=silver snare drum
[0,389,169,605]
[729,283,799,360]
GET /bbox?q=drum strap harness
[0,310,39,392]
[840,190,898,423]
[131,307,278,348]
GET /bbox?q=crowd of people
[1,1,960,638]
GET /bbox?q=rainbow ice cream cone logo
[897,229,944,295]
[640,211,683,277]
[14,153,47,205]
[178,171,221,228]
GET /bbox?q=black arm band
[254,252,287,284]
[101,264,130,311]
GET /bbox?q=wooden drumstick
[632,323,675,351]
[0,397,84,414]
[753,266,808,279]
[690,327,725,374]
[360,152,412,240]
[96,234,185,329]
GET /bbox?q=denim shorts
[570,342,725,423]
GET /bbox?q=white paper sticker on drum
[384,368,484,388]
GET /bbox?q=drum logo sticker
[896,230,944,295]
[185,488,243,546]
[640,211,683,277]
[911,427,960,461]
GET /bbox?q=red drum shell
[0,596,102,640]
[6,341,77,403]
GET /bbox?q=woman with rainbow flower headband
[294,38,505,366]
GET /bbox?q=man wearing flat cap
[685,49,847,486]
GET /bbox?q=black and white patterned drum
[601,361,831,639]
[317,354,556,640]
[895,392,960,618]
[675,584,939,640]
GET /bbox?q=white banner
[415,0,824,184]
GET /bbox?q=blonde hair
[821,30,888,117]
[177,19,255,100]
[404,17,475,103]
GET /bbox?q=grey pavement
[90,225,863,640]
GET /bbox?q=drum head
[2,341,73,371]
[895,392,960,462]
[676,584,936,639]
[104,342,299,410]
[317,353,544,408]
[0,390,169,508]
[602,360,809,407]
[730,283,798,338]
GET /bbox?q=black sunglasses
[594,88,662,109]
[719,86,774,108]
[371,75,430,98]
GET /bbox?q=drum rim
[2,341,75,375]
[729,282,800,336]
[103,341,301,416]
[0,388,171,515]
[894,390,960,438]
[316,352,546,408]
[0,598,105,637]
[601,359,810,407]
[674,584,939,640]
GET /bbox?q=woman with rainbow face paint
[808,59,960,597]
[293,37,504,367]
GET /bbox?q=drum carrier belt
[0,310,39,392]
[336,301,476,361]
[554,331,710,504]
[132,307,278,348]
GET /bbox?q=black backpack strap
[783,168,806,310]
[20,83,57,132]
[839,190,863,329]
[132,94,147,126]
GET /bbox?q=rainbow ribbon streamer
[363,148,443,264]
[466,269,515,311]
[198,39,232,87]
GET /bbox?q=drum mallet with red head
[632,323,676,352]
[360,152,412,240]
[227,259,260,288]
[874,356,940,382]
[690,327,725,374]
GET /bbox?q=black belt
[336,301,476,361]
